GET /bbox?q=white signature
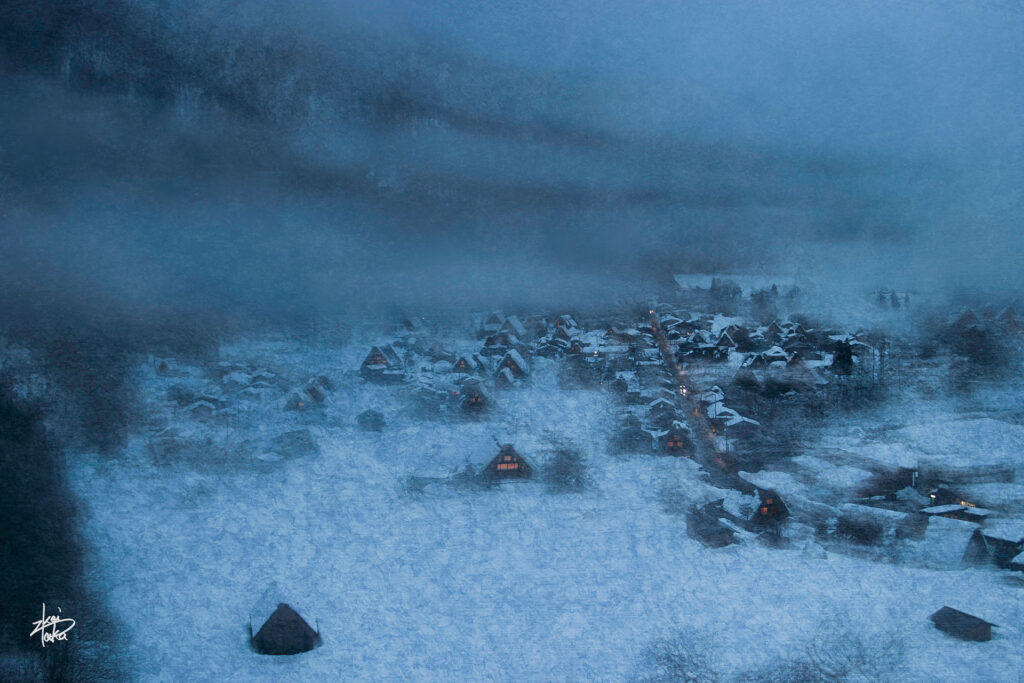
[30,603,75,647]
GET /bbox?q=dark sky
[1,0,1023,319]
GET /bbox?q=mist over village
[2,1,1024,681]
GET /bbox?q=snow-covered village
[3,2,1024,681]
[6,273,1024,680]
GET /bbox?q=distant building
[498,315,528,339]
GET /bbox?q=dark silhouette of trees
[544,444,589,493]
[831,340,854,375]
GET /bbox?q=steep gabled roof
[499,349,530,375]
[500,315,528,339]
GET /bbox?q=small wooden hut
[484,444,533,480]
[929,606,995,642]
[251,603,319,655]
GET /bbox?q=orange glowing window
[760,507,768,515]
[766,498,773,505]
[496,462,520,471]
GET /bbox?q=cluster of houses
[148,358,330,463]
[915,482,1024,573]
[744,460,1024,579]
[697,385,761,450]
[357,306,1024,582]
[949,306,1022,335]
[685,487,791,548]
[157,358,341,419]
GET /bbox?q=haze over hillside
[2,0,1023,324]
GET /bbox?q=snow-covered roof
[838,503,910,523]
[706,403,738,420]
[495,367,516,385]
[725,414,760,429]
[500,349,530,374]
[556,314,579,328]
[249,583,316,634]
[699,386,725,404]
[914,517,979,569]
[921,504,993,517]
[980,519,1024,543]
[738,470,804,497]
[958,483,1024,509]
[500,315,528,338]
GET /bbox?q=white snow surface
[65,335,1024,681]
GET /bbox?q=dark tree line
[0,379,120,681]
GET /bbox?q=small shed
[484,444,533,480]
[929,606,995,642]
[251,603,319,655]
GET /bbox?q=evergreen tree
[832,340,854,375]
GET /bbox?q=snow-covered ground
[66,332,1024,681]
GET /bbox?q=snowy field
[67,335,1024,681]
